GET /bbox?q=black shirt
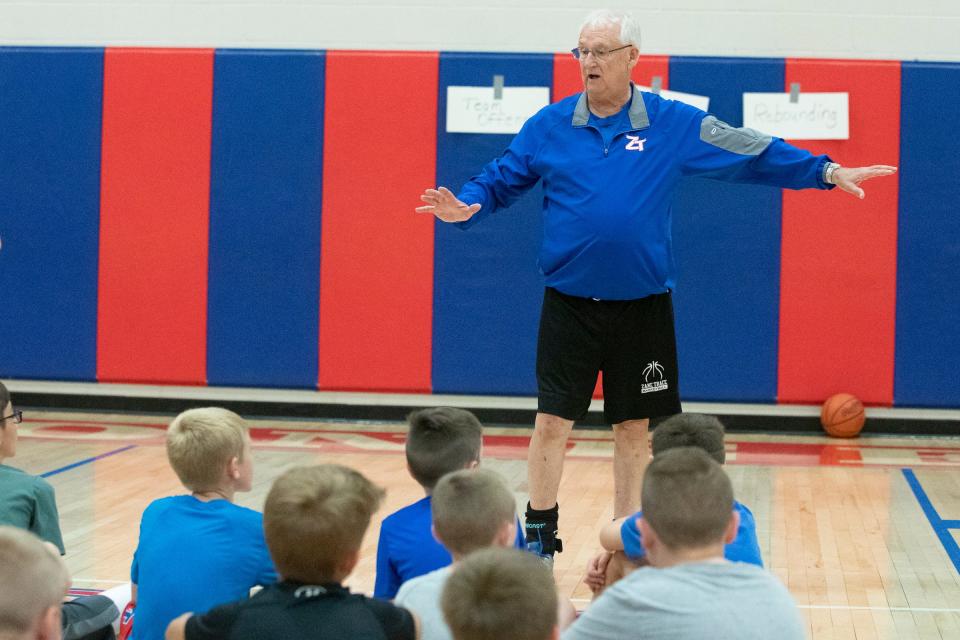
[184,581,416,640]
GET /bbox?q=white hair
[580,9,641,49]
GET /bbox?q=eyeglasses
[1,410,22,424]
[571,44,633,61]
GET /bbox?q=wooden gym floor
[13,409,960,640]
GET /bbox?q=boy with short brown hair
[442,548,558,640]
[167,464,417,640]
[395,469,519,640]
[564,448,803,640]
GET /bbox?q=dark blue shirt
[374,496,526,599]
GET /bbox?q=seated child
[395,469,520,640]
[564,448,804,640]
[166,464,417,640]
[0,526,70,640]
[0,381,65,553]
[375,408,524,599]
[442,548,559,640]
[131,407,276,640]
[586,413,762,593]
[1,381,124,640]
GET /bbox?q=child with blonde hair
[0,526,70,640]
[130,408,275,640]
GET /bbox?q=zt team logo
[641,361,668,394]
[625,135,647,152]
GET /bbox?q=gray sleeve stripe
[700,115,773,156]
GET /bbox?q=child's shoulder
[220,500,266,527]
[381,496,431,529]
[1,463,36,482]
[733,500,757,521]
[140,496,265,542]
[142,495,261,521]
[0,465,55,495]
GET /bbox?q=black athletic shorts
[536,287,682,425]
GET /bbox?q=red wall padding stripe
[318,51,438,392]
[97,48,213,384]
[553,54,670,400]
[778,60,901,405]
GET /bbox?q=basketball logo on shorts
[641,361,668,394]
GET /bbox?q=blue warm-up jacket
[456,85,833,300]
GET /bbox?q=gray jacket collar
[572,83,650,129]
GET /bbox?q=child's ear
[37,604,61,640]
[637,516,659,557]
[465,459,480,470]
[495,519,516,547]
[228,456,241,480]
[723,509,740,545]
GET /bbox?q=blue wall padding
[0,48,104,381]
[667,57,785,402]
[207,50,325,387]
[432,53,552,395]
[894,62,960,407]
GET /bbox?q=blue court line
[902,468,960,574]
[40,445,137,478]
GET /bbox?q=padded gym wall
[207,50,325,388]
[318,51,437,392]
[431,52,552,395]
[0,48,103,381]
[669,57,785,402]
[778,60,901,405]
[895,62,960,407]
[1,46,958,409]
[97,48,214,385]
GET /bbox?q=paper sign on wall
[446,86,550,134]
[638,86,710,112]
[743,92,849,140]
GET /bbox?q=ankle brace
[524,502,563,554]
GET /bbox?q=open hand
[584,550,614,594]
[833,165,897,199]
[416,187,481,223]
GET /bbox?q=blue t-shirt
[131,495,277,640]
[621,500,763,566]
[374,496,526,599]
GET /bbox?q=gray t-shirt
[395,566,453,640]
[562,561,805,640]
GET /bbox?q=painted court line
[40,444,137,478]
[902,468,960,575]
[569,599,960,613]
[798,604,960,613]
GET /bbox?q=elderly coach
[417,9,896,562]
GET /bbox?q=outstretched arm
[415,187,481,223]
[679,105,897,197]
